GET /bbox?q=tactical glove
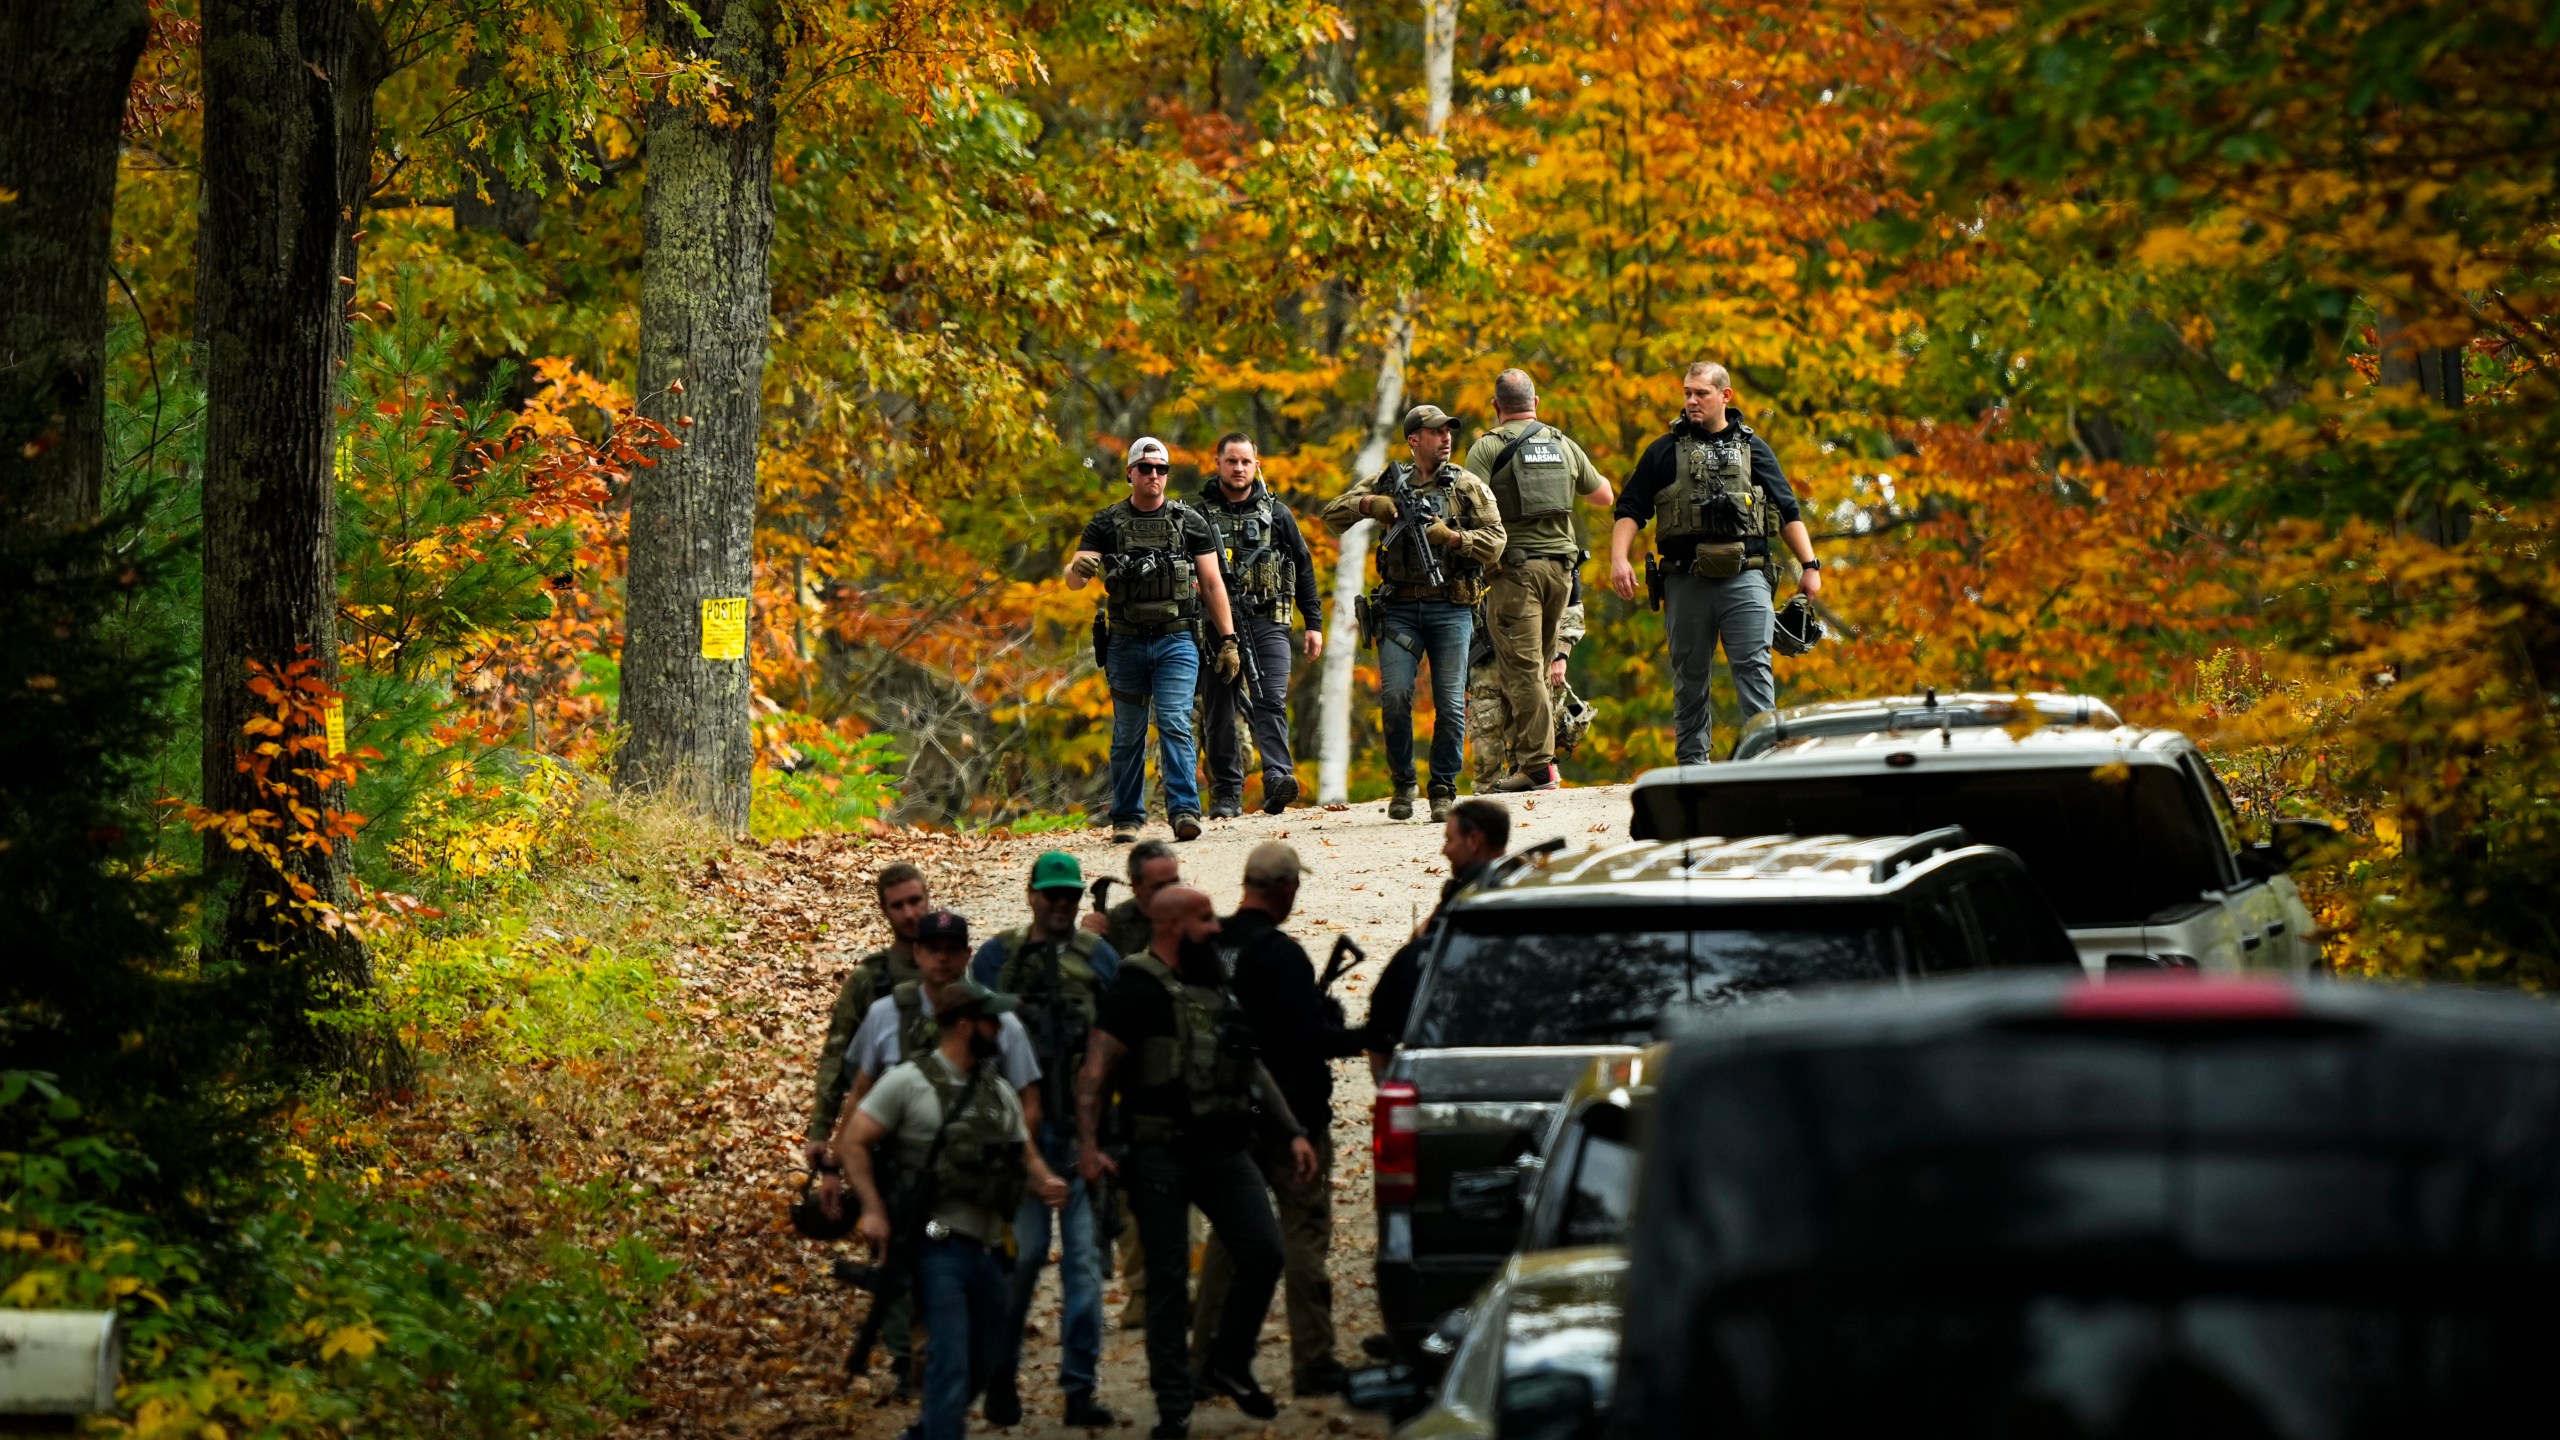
[1069,552,1102,580]
[1359,494,1400,522]
[1426,520,1461,548]
[1212,635,1243,682]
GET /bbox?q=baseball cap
[936,976,1019,1019]
[1126,437,1172,468]
[1242,840,1308,887]
[1029,850,1085,892]
[915,909,970,948]
[1402,404,1458,436]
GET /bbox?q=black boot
[983,1369,1021,1426]
[1065,1390,1119,1428]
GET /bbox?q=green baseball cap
[1029,850,1085,892]
[938,976,1020,1019]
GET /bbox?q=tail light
[1374,1080,1419,1207]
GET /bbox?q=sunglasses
[1130,462,1170,476]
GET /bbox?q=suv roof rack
[1866,825,1971,882]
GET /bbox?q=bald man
[1079,885,1318,1437]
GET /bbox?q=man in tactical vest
[1461,370,1615,792]
[1608,363,1824,764]
[970,852,1123,1430]
[1318,405,1507,823]
[828,974,1069,1440]
[1195,433,1323,818]
[1078,837,1182,1326]
[805,862,931,1171]
[1068,436,1242,845]
[1079,885,1320,1439]
[1468,581,1597,787]
[1189,843,1370,1397]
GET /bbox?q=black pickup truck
[1369,829,2081,1357]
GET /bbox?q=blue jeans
[1107,631,1202,823]
[997,1127,1103,1394]
[914,1235,1009,1440]
[1376,598,1475,792]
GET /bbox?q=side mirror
[2268,816,2345,869]
[1498,1367,1599,1440]
[1343,1363,1427,1419]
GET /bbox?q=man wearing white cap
[1068,437,1241,844]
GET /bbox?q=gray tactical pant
[1665,568,1774,765]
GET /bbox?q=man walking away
[1190,842,1370,1396]
[1318,406,1506,823]
[1080,838,1181,1323]
[806,863,931,1170]
[1462,369,1614,792]
[1608,363,1824,764]
[1196,433,1323,817]
[1068,436,1242,843]
[1365,799,1508,1074]
[1469,582,1596,787]
[1079,886,1320,1438]
[973,852,1121,1430]
[827,977,1068,1440]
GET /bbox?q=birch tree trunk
[0,0,149,532]
[617,0,782,831]
[1315,0,1458,803]
[197,0,386,1071]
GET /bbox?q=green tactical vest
[1375,463,1483,590]
[1102,499,1201,635]
[1488,424,1576,524]
[1122,953,1256,1142]
[1204,493,1290,620]
[914,1057,1027,1220]
[993,926,1106,1070]
[1657,424,1767,547]
[892,981,941,1067]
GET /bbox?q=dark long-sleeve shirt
[1363,861,1492,1055]
[1612,414,1802,568]
[1198,481,1322,622]
[1221,908,1368,1132]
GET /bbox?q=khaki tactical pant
[1483,557,1573,775]
[1189,1127,1336,1383]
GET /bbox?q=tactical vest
[891,981,941,1067]
[1204,493,1291,621]
[1101,499,1202,636]
[913,1056,1027,1221]
[993,927,1106,1069]
[1488,424,1576,524]
[1122,954,1256,1143]
[1657,424,1768,549]
[1375,463,1484,591]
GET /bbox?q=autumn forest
[4,0,2557,1431]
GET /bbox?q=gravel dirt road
[620,783,1632,1439]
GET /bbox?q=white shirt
[847,989,1042,1094]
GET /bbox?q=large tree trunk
[1315,0,1457,803]
[197,0,385,1072]
[0,0,150,532]
[617,0,783,832]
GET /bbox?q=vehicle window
[1561,1109,1639,1247]
[1964,872,2080,969]
[1412,906,1896,1049]
[1680,765,2228,927]
[1902,887,1978,974]
[2189,754,2249,859]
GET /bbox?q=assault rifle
[1375,463,1449,592]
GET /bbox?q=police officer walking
[805,862,931,1171]
[1608,363,1824,763]
[1468,593,1597,789]
[971,853,1122,1431]
[1318,406,1506,823]
[1196,433,1323,817]
[1189,843,1369,1397]
[1078,885,1319,1439]
[1068,436,1243,844]
[827,976,1069,1440]
[1461,370,1614,792]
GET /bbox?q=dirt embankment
[618,785,1632,1439]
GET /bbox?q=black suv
[1612,974,2560,1436]
[1370,829,2079,1357]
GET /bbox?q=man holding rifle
[824,966,1068,1440]
[1319,405,1505,823]
[1195,433,1322,818]
[1190,842,1371,1397]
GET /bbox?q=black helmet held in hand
[1773,593,1827,657]
[788,1170,861,1241]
